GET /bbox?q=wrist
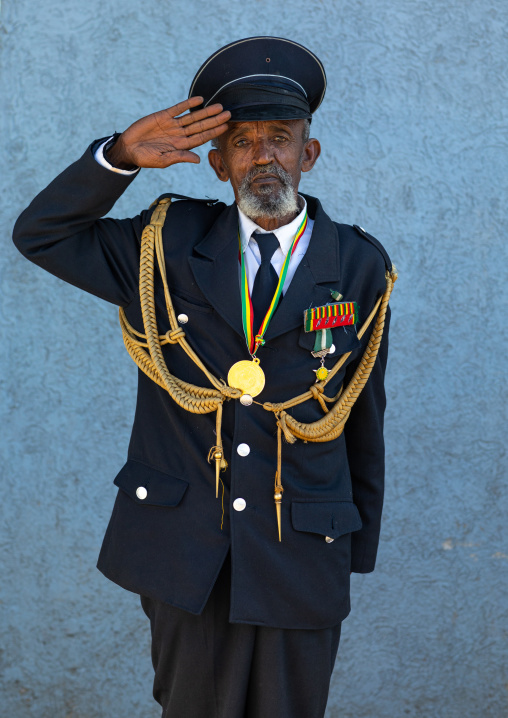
[104,133,138,171]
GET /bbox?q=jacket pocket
[171,290,214,315]
[114,459,188,507]
[291,500,362,539]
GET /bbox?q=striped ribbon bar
[304,302,359,332]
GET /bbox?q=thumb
[166,150,201,165]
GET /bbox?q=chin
[238,195,299,221]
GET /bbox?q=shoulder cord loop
[119,198,397,539]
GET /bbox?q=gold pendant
[314,365,329,382]
[228,358,265,397]
[313,354,329,382]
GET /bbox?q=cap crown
[189,36,327,121]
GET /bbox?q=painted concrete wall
[1,0,507,716]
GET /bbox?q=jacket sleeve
[12,141,150,308]
[344,304,390,573]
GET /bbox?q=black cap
[188,36,326,122]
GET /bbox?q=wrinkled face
[208,120,320,221]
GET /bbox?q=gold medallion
[314,366,329,382]
[228,358,265,397]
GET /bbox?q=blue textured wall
[1,1,507,716]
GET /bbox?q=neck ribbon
[239,210,308,356]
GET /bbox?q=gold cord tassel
[207,444,225,498]
[215,449,222,498]
[274,423,284,541]
[208,401,228,498]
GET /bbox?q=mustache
[244,165,293,187]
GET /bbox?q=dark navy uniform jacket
[13,142,391,630]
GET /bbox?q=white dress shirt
[94,142,314,292]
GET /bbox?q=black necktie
[251,232,280,332]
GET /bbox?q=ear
[301,138,321,173]
[208,149,230,182]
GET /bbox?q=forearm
[12,141,147,306]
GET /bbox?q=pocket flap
[291,500,362,538]
[114,459,188,507]
[171,289,214,315]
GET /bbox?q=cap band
[211,83,311,121]
[205,73,308,106]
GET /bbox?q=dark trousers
[140,554,341,718]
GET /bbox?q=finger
[183,123,230,148]
[152,101,217,133]
[178,103,229,127]
[165,96,204,119]
[184,110,231,137]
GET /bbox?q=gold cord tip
[215,457,221,498]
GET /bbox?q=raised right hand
[106,96,230,170]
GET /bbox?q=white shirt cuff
[94,137,140,176]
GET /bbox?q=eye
[273,135,289,143]
[234,138,248,147]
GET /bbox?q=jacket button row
[237,443,250,457]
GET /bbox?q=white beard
[236,166,299,221]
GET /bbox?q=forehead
[225,119,305,138]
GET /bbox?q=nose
[252,137,274,165]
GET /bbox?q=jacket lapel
[188,203,244,338]
[188,194,341,343]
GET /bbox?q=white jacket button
[233,498,247,511]
[136,486,148,500]
[237,443,250,457]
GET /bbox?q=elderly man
[13,37,394,718]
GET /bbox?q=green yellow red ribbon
[304,301,359,332]
[239,211,308,356]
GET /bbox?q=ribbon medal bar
[304,296,359,381]
[304,300,359,332]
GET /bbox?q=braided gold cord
[152,205,228,393]
[137,201,227,414]
[120,310,232,399]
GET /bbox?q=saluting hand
[106,96,231,170]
